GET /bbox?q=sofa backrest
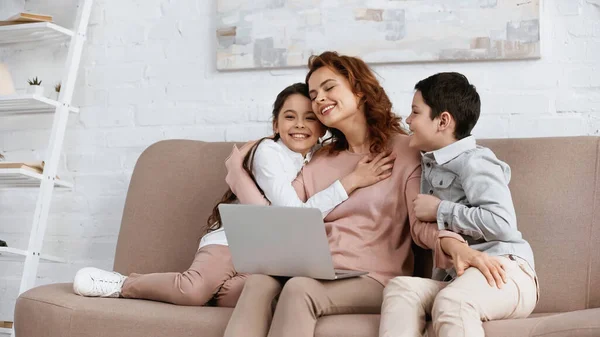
[114,137,600,314]
[479,137,600,313]
[114,140,237,276]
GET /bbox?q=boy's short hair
[414,72,481,140]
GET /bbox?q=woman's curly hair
[306,51,406,155]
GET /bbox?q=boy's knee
[432,287,472,318]
[384,276,421,295]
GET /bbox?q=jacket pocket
[433,172,457,189]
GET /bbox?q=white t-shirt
[199,139,348,248]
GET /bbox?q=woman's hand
[413,194,441,222]
[440,237,507,288]
[340,151,396,194]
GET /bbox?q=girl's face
[274,94,325,156]
[307,66,362,128]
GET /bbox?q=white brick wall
[0,0,599,320]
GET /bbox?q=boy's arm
[436,152,518,242]
[405,165,466,269]
[224,143,270,205]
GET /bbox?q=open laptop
[218,204,367,280]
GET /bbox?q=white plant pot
[51,91,60,100]
[27,85,45,96]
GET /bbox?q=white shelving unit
[0,328,11,336]
[0,2,94,336]
[0,247,65,263]
[0,94,79,115]
[0,22,73,45]
[0,168,72,189]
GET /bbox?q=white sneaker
[73,267,127,298]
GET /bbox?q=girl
[72,82,394,308]
[222,52,467,337]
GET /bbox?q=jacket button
[439,180,443,185]
[444,222,449,227]
[429,190,433,194]
[426,163,431,168]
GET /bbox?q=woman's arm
[404,165,466,269]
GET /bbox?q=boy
[379,72,538,337]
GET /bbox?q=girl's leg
[379,276,446,337]
[432,256,538,337]
[224,274,285,337]
[266,276,383,337]
[120,245,236,305]
[214,272,249,307]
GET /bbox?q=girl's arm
[224,144,269,206]
[252,141,347,217]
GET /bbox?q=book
[0,161,45,174]
[0,12,53,26]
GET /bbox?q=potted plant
[26,77,44,95]
[53,82,61,100]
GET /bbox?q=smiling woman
[72,81,393,310]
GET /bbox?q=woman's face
[307,67,362,128]
[274,94,325,156]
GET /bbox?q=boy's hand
[413,194,441,222]
[440,238,507,288]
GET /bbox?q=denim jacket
[422,136,535,281]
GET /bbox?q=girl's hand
[440,237,507,288]
[340,151,396,194]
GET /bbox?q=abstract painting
[216,0,540,70]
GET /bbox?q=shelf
[0,247,65,263]
[0,22,73,46]
[0,168,73,189]
[0,95,79,115]
[0,327,11,335]
[0,247,66,263]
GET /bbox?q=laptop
[218,204,368,280]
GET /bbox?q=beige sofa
[14,137,600,337]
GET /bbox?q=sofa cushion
[15,283,232,337]
[315,311,600,337]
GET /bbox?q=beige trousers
[224,274,384,337]
[379,255,538,337]
[121,244,247,307]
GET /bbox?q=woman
[72,82,392,308]
[222,51,466,337]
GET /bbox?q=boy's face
[406,90,441,152]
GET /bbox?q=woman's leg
[267,276,384,337]
[379,276,447,337]
[120,245,236,305]
[224,274,285,337]
[432,256,538,337]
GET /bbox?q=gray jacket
[422,136,535,281]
